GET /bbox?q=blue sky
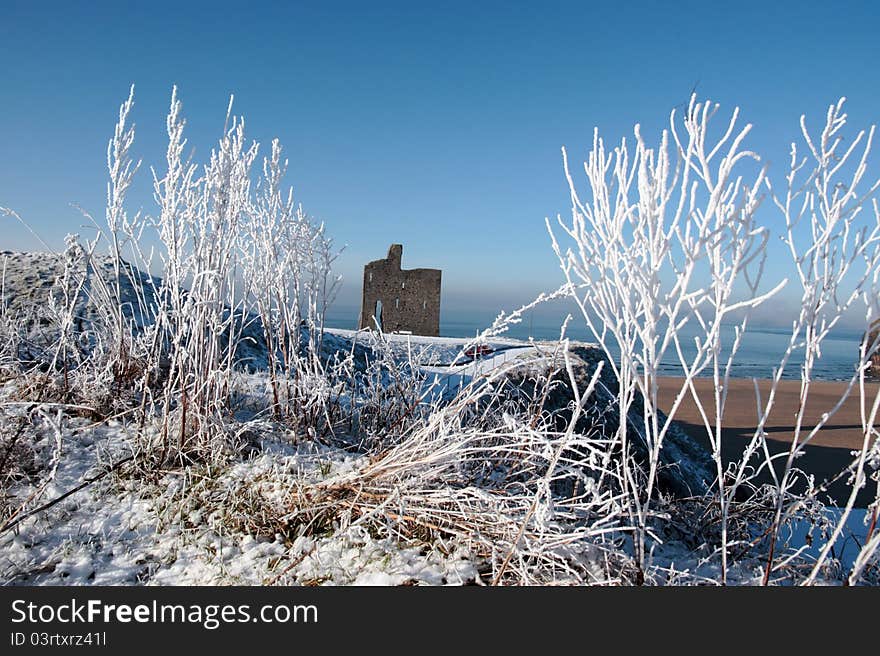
[2,0,879,327]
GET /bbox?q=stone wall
[358,244,441,336]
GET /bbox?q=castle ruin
[359,244,441,336]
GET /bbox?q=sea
[324,304,868,382]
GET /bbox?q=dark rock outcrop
[505,345,714,499]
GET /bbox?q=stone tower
[359,244,441,336]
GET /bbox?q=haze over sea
[325,304,866,382]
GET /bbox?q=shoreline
[657,377,878,507]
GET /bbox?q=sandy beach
[657,377,879,507]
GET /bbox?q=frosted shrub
[767,100,880,584]
[138,90,255,465]
[286,345,630,585]
[240,139,342,425]
[549,97,776,579]
[551,96,880,584]
[0,88,345,467]
[348,330,433,447]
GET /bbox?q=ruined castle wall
[359,244,441,336]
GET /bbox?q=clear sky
[2,0,879,327]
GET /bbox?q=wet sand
[656,378,879,507]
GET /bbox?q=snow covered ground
[0,323,541,585]
[0,395,479,586]
[1,332,874,586]
[0,318,547,586]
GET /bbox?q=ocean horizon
[324,304,869,382]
